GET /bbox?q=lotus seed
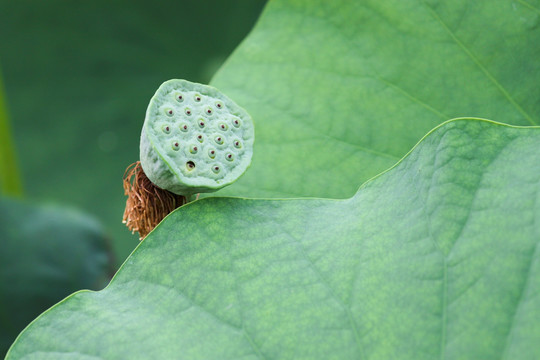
[165,108,174,116]
[140,79,254,195]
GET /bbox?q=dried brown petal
[122,161,187,240]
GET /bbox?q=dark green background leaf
[0,198,113,357]
[211,0,540,198]
[7,120,540,359]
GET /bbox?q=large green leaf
[7,119,540,359]
[211,0,540,198]
[0,198,113,357]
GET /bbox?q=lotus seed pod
[140,79,254,195]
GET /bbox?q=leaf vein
[515,0,540,15]
[421,0,537,125]
[423,136,448,360]
[267,212,365,358]
[500,183,540,359]
[374,76,450,120]
[206,234,267,360]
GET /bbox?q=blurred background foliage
[0,70,23,197]
[0,197,114,354]
[0,0,267,262]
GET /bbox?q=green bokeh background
[0,0,267,264]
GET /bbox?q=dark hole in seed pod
[227,154,232,159]
[210,150,215,154]
[217,103,222,108]
[186,109,192,116]
[221,124,226,130]
[195,96,201,101]
[207,109,212,114]
[186,161,195,170]
[168,110,173,115]
[178,95,183,101]
[197,135,202,140]
[174,142,179,147]
[233,120,239,126]
[235,141,240,147]
[199,121,205,127]
[193,146,198,151]
[183,125,188,130]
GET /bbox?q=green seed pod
[140,79,254,195]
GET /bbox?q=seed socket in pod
[140,79,254,196]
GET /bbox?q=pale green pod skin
[140,79,254,196]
